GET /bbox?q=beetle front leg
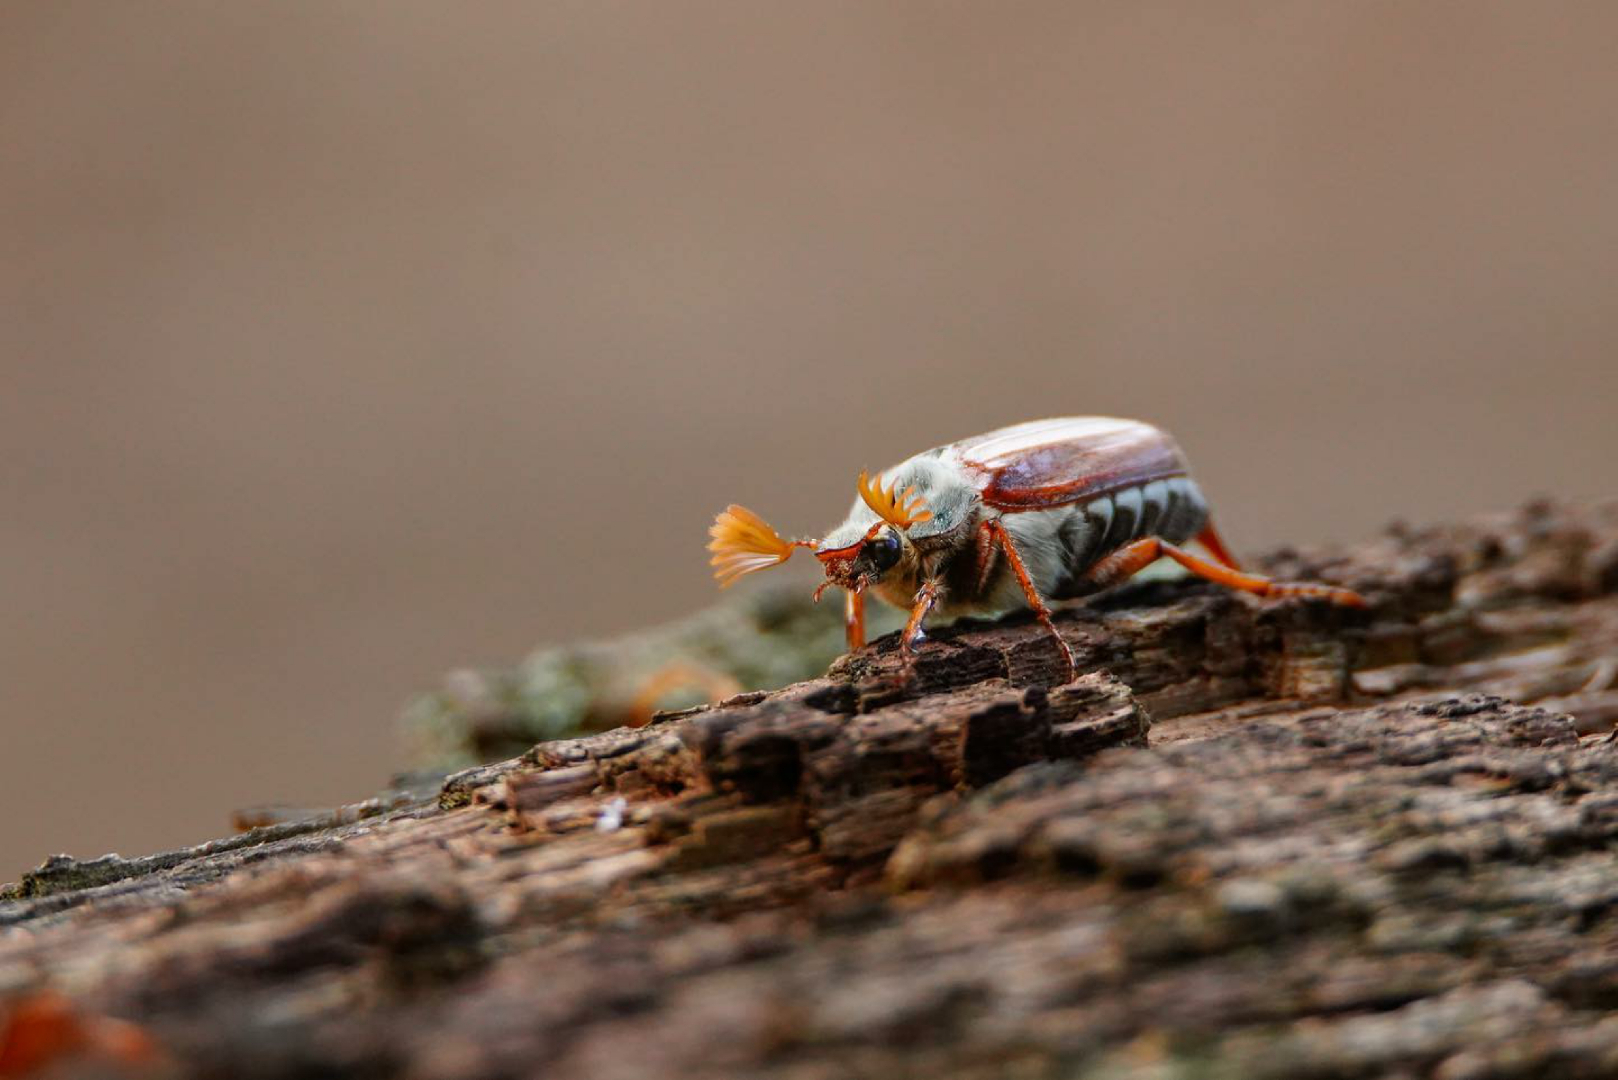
[844,588,867,651]
[900,580,941,661]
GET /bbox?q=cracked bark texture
[5,498,1618,1080]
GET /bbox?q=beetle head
[707,471,932,600]
[811,523,896,599]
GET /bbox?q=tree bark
[5,498,1618,1080]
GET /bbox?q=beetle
[707,417,1366,675]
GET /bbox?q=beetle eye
[867,530,901,572]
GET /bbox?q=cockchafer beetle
[707,416,1366,676]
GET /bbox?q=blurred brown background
[3,3,1616,882]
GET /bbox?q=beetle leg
[844,588,867,651]
[972,517,1000,596]
[626,662,744,727]
[1087,538,1368,607]
[1195,521,1243,570]
[984,518,1077,677]
[901,580,941,657]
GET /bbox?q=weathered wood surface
[4,499,1618,1079]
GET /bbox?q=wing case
[946,417,1189,511]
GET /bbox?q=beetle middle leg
[982,518,1078,677]
[1086,538,1368,607]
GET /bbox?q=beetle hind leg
[1087,538,1367,608]
[1195,521,1243,570]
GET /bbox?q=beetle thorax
[820,457,972,547]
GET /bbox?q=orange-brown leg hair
[983,518,1078,675]
[1087,538,1367,607]
[844,588,867,650]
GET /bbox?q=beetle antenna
[857,470,933,530]
[708,505,816,587]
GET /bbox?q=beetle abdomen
[945,474,1212,618]
[1045,475,1209,600]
